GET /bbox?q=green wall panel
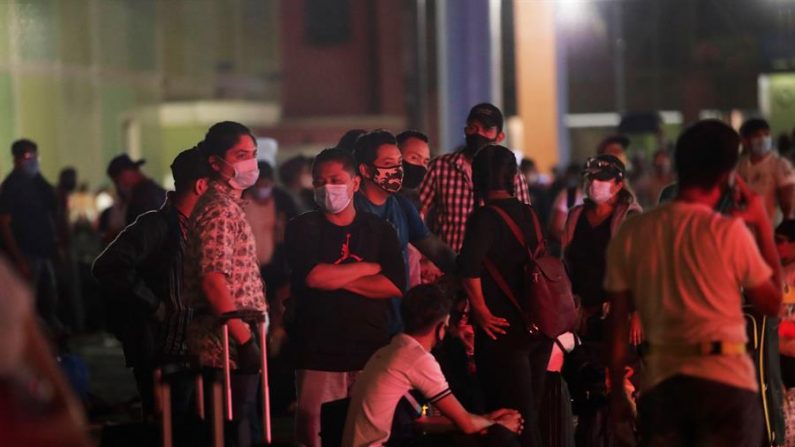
[16,0,59,62]
[0,2,10,65]
[99,82,135,163]
[16,74,59,181]
[58,77,99,187]
[0,73,14,176]
[59,1,91,66]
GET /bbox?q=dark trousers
[27,255,61,331]
[475,335,553,447]
[637,375,762,447]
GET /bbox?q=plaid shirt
[419,151,531,252]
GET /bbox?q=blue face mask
[20,158,39,177]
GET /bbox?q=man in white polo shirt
[343,284,523,447]
[606,120,783,447]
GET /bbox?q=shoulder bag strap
[482,205,532,316]
[489,205,545,259]
[482,257,525,316]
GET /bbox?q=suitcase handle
[218,308,267,324]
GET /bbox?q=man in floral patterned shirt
[184,121,267,446]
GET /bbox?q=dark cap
[107,154,145,178]
[171,148,211,188]
[466,103,504,131]
[583,154,626,181]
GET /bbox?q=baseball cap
[466,103,504,131]
[107,154,145,178]
[171,148,211,188]
[583,154,626,181]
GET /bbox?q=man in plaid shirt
[419,103,531,252]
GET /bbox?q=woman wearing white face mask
[560,154,641,446]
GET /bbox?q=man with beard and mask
[737,118,795,224]
[342,284,523,447]
[0,139,63,332]
[396,130,432,210]
[419,103,531,253]
[285,148,405,447]
[353,130,456,330]
[607,120,782,447]
[106,154,166,225]
[183,122,268,446]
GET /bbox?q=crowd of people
[2,102,795,447]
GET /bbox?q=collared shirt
[184,181,267,368]
[342,334,452,447]
[418,151,531,252]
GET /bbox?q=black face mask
[401,161,427,190]
[463,134,494,158]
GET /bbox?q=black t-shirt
[285,210,406,371]
[0,170,57,257]
[458,198,540,349]
[565,211,612,308]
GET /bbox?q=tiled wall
[0,0,279,189]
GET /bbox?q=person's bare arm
[414,235,457,274]
[779,184,795,220]
[548,209,566,242]
[462,277,509,340]
[734,177,784,286]
[305,262,381,290]
[342,274,401,299]
[203,272,254,344]
[746,280,783,316]
[432,394,495,434]
[608,290,632,391]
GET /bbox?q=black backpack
[483,205,579,338]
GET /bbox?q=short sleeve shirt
[342,334,452,447]
[737,152,795,221]
[605,201,772,392]
[286,211,406,371]
[184,181,266,368]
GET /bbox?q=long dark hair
[197,121,255,160]
[472,145,517,202]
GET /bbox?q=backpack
[482,205,579,338]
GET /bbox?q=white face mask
[750,136,773,156]
[314,184,352,214]
[588,179,615,204]
[220,158,259,190]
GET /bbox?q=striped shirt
[419,151,531,252]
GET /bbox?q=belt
[646,341,747,356]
